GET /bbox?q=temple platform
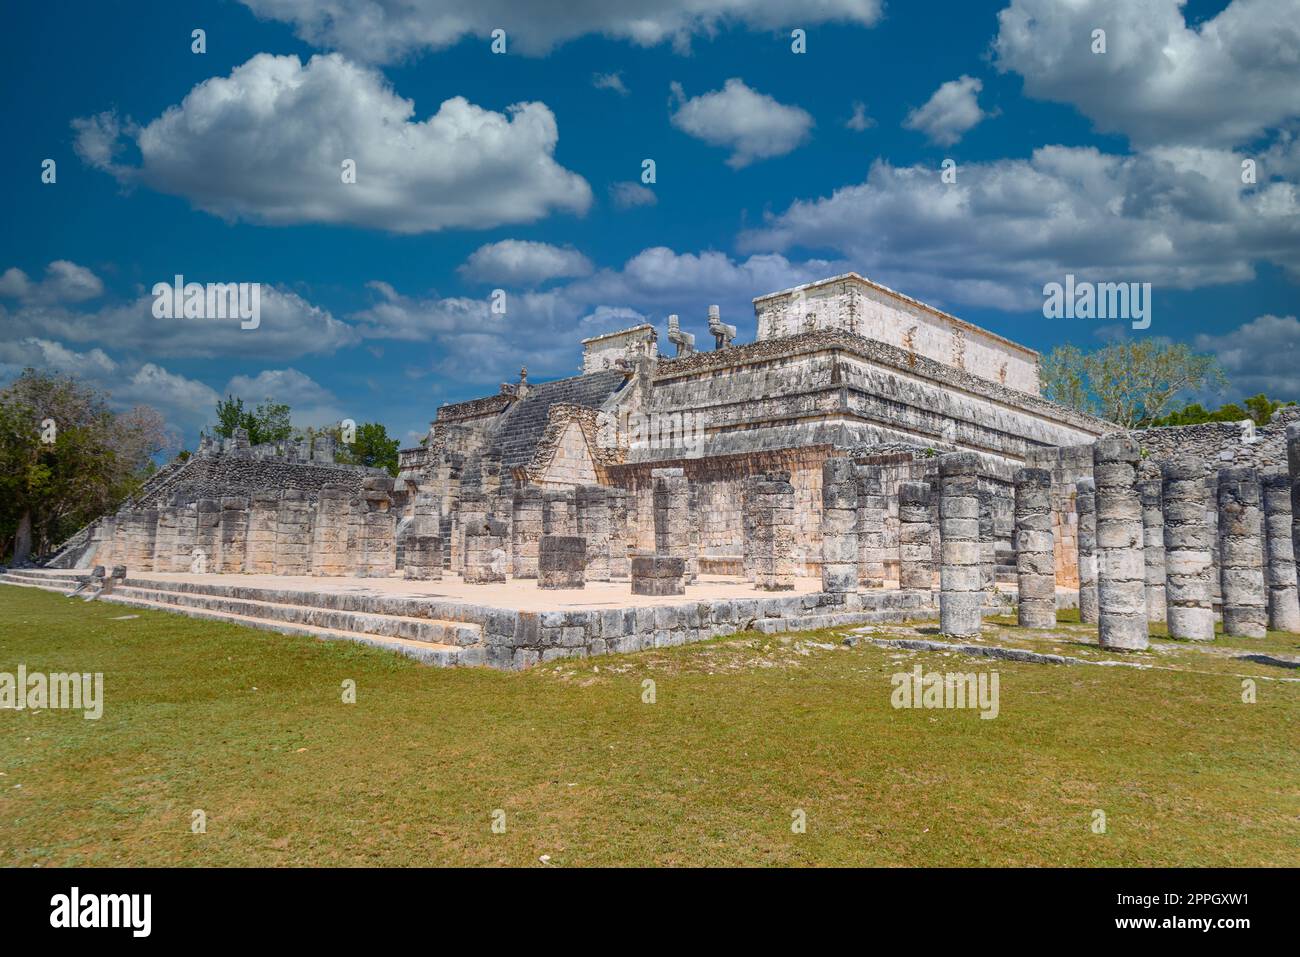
[0,567,938,670]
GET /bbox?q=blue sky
[1,0,1297,449]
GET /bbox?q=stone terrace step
[1,570,82,592]
[94,593,470,667]
[0,571,477,667]
[114,574,491,627]
[110,583,482,646]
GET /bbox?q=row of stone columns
[100,479,398,579]
[1075,431,1300,648]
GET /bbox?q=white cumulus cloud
[73,53,591,234]
[993,0,1300,147]
[238,0,882,62]
[0,261,105,304]
[903,75,989,147]
[459,240,593,285]
[670,78,814,168]
[739,144,1300,311]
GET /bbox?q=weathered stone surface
[274,488,312,576]
[464,517,509,584]
[353,477,396,578]
[1093,434,1148,651]
[1138,466,1167,622]
[856,465,887,588]
[1160,459,1214,640]
[1075,478,1099,624]
[1260,470,1300,633]
[311,484,351,577]
[1290,423,1300,601]
[1014,467,1055,628]
[631,554,686,595]
[193,499,220,574]
[576,484,612,581]
[218,496,249,573]
[653,467,696,582]
[245,490,279,574]
[821,457,859,594]
[511,485,543,578]
[607,487,631,579]
[403,534,443,581]
[749,470,796,591]
[1217,466,1267,638]
[897,480,933,591]
[939,452,982,638]
[539,534,586,589]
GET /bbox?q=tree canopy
[329,421,401,476]
[0,369,171,561]
[1040,340,1227,428]
[212,395,293,446]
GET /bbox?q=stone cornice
[437,393,513,421]
[654,330,1114,435]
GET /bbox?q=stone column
[631,555,685,595]
[1206,476,1223,609]
[897,480,933,591]
[1138,467,1167,622]
[977,488,996,594]
[1290,422,1300,585]
[1217,467,1267,638]
[464,517,508,583]
[511,486,543,578]
[457,488,488,576]
[855,466,887,588]
[938,453,982,638]
[1075,478,1099,624]
[542,488,576,536]
[820,457,859,594]
[653,467,695,582]
[752,471,795,591]
[152,505,177,573]
[194,499,220,574]
[1014,467,1056,628]
[245,490,280,574]
[607,488,631,579]
[404,534,443,580]
[1160,460,1215,641]
[1093,435,1147,651]
[355,477,396,578]
[1261,470,1300,633]
[310,484,351,576]
[173,504,199,573]
[273,489,312,575]
[576,485,612,581]
[741,476,758,583]
[218,496,249,573]
[539,535,585,589]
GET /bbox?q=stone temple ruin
[14,272,1300,667]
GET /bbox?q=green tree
[211,394,293,446]
[0,370,170,562]
[1148,394,1295,428]
[1039,341,1226,428]
[331,421,400,476]
[1040,344,1091,413]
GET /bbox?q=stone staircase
[0,568,483,667]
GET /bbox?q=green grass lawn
[1,585,1296,866]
